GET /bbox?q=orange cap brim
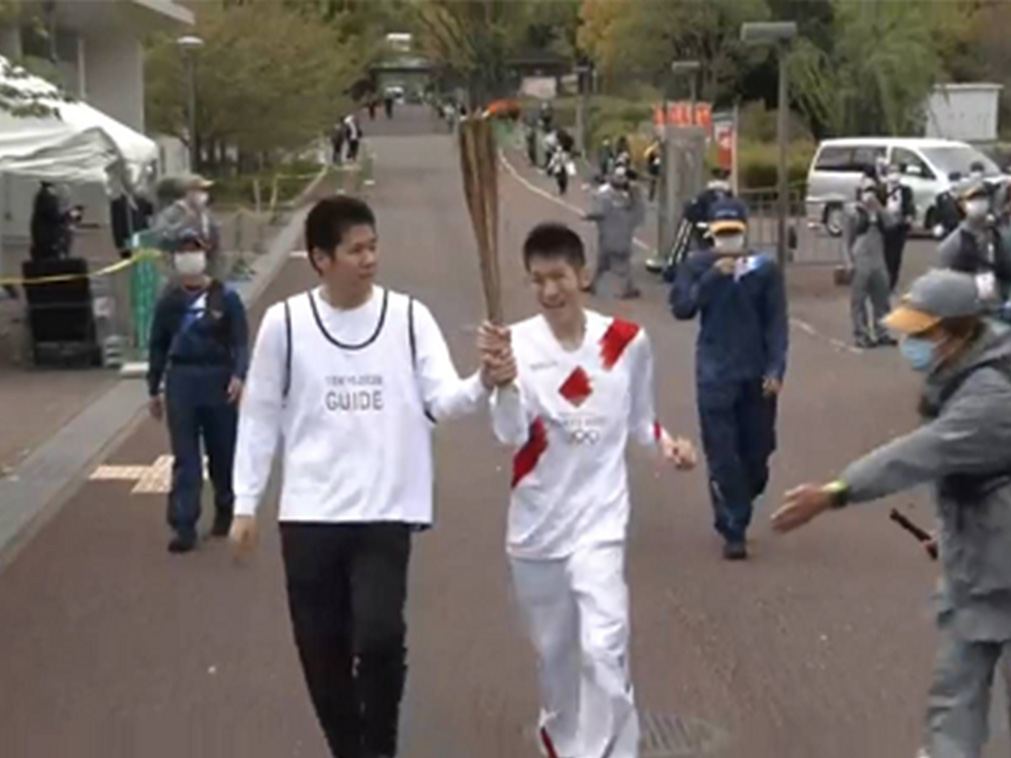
[882,305,940,335]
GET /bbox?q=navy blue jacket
[147,281,249,397]
[671,251,788,386]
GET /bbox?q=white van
[805,137,1004,236]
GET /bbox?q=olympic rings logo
[566,428,601,446]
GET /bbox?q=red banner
[654,101,713,132]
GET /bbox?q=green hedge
[734,139,815,191]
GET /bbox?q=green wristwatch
[824,481,850,509]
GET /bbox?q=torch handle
[889,508,938,560]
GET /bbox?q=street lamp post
[670,60,701,125]
[177,35,204,174]
[658,60,702,258]
[741,22,797,269]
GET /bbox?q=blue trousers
[165,366,237,539]
[698,380,778,544]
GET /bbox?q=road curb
[0,174,323,570]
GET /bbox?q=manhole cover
[526,711,728,757]
[640,711,729,757]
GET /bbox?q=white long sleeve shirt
[233,286,486,524]
[491,311,662,559]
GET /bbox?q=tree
[145,0,362,166]
[788,0,941,137]
[578,0,770,105]
[411,0,529,104]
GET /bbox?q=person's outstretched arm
[413,300,488,422]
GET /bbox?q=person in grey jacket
[845,182,898,348]
[154,174,223,277]
[586,165,646,299]
[772,269,1011,758]
[938,179,1011,308]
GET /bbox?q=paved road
[0,106,1006,758]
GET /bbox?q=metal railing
[738,187,845,267]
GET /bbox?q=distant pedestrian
[110,191,154,260]
[368,99,378,121]
[525,115,538,167]
[939,179,1011,307]
[845,181,897,349]
[672,199,788,561]
[586,166,646,299]
[147,229,248,554]
[547,144,572,197]
[384,94,394,119]
[153,174,222,278]
[772,269,1011,758]
[344,114,363,163]
[330,121,345,165]
[882,164,916,292]
[644,136,662,202]
[597,138,614,183]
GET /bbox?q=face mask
[970,171,984,181]
[887,173,901,186]
[713,233,746,255]
[965,199,989,220]
[189,191,209,209]
[174,251,207,277]
[900,336,936,373]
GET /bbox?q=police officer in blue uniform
[148,229,249,554]
[671,199,789,560]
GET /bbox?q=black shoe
[875,335,898,347]
[618,288,642,300]
[723,541,748,561]
[855,336,876,350]
[168,534,197,554]
[211,515,233,538]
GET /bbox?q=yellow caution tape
[0,249,162,287]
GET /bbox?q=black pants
[884,225,909,292]
[281,523,412,758]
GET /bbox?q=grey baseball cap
[884,269,984,334]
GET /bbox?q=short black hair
[523,223,585,270]
[305,195,376,269]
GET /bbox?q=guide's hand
[229,515,258,562]
[772,484,833,534]
[227,377,244,405]
[148,395,164,422]
[714,257,737,276]
[763,377,783,397]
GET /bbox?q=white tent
[0,56,158,189]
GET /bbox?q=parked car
[805,137,1006,236]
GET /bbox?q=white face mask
[188,191,209,209]
[174,251,207,277]
[887,173,901,186]
[965,199,989,220]
[713,233,746,255]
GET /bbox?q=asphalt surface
[0,106,1006,758]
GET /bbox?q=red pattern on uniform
[654,420,663,442]
[539,728,560,758]
[558,366,593,407]
[512,417,548,488]
[599,318,641,370]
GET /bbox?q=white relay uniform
[234,286,486,523]
[491,310,662,758]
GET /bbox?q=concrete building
[0,0,192,245]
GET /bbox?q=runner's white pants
[510,542,639,758]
